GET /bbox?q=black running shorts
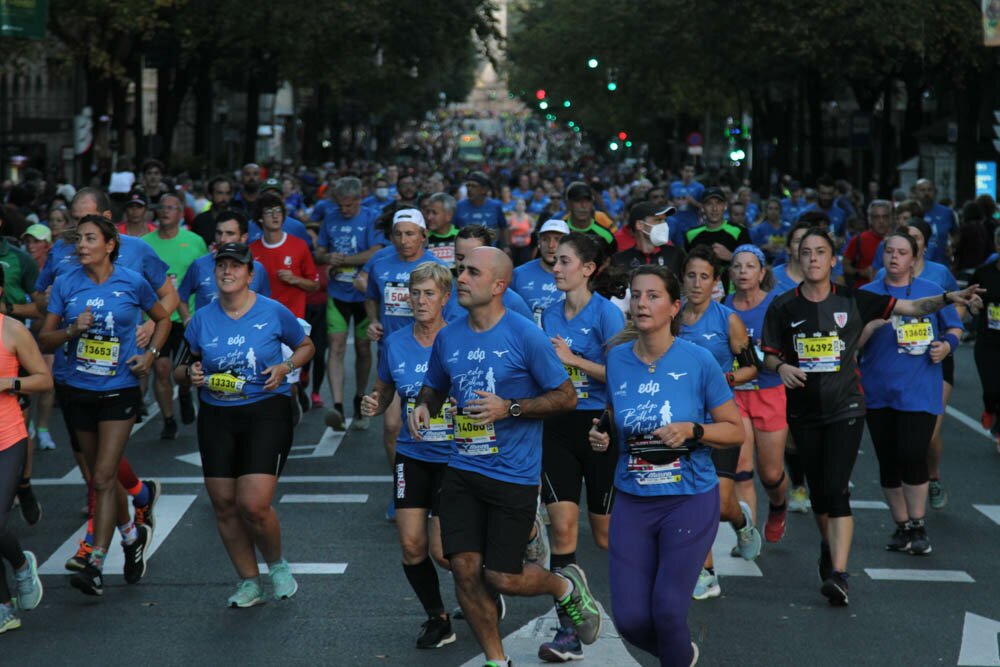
[394,452,447,515]
[541,409,616,514]
[197,394,293,478]
[67,385,143,433]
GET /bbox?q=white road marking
[946,405,994,440]
[864,568,975,583]
[33,475,393,486]
[287,424,352,459]
[279,494,368,503]
[460,604,638,667]
[959,612,1000,666]
[850,500,889,510]
[974,505,1000,527]
[175,452,202,467]
[257,562,347,574]
[39,495,197,575]
[711,523,763,577]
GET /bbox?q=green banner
[0,0,48,40]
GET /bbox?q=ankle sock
[118,521,137,545]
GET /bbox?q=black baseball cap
[702,187,726,203]
[628,201,677,225]
[125,191,147,207]
[214,242,253,264]
[465,171,491,187]
[565,181,593,201]
[261,178,282,193]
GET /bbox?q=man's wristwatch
[147,346,159,357]
[692,423,705,441]
[286,360,295,373]
[7,378,21,393]
[508,400,523,418]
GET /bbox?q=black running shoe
[16,484,41,526]
[908,524,932,555]
[123,524,151,584]
[70,564,104,596]
[133,479,162,533]
[817,541,832,583]
[160,416,178,440]
[416,615,457,649]
[821,571,849,606]
[179,391,196,425]
[885,526,911,552]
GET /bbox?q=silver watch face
[510,402,522,417]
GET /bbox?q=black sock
[353,395,363,414]
[769,502,787,512]
[18,477,30,489]
[785,451,805,487]
[705,566,715,575]
[550,552,576,572]
[402,559,444,618]
[334,402,344,415]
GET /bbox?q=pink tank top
[0,314,28,450]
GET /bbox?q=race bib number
[206,372,246,397]
[334,265,357,284]
[454,409,498,456]
[429,243,455,268]
[566,365,589,399]
[384,281,412,317]
[989,304,1000,331]
[795,333,843,373]
[76,332,120,377]
[406,397,454,442]
[625,434,682,486]
[894,317,933,355]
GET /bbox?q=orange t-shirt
[0,314,28,450]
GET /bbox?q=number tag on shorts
[76,332,120,377]
[406,397,454,442]
[989,304,1000,331]
[625,434,682,485]
[794,332,843,373]
[454,409,498,456]
[383,281,412,317]
[335,265,357,284]
[893,317,934,355]
[566,365,589,399]
[206,372,246,399]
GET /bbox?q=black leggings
[974,341,1000,416]
[305,303,327,395]
[789,417,864,518]
[865,408,936,488]
[0,439,28,603]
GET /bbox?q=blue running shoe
[538,626,583,662]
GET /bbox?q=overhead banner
[0,0,48,40]
[985,0,1000,47]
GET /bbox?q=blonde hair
[409,261,453,295]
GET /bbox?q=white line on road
[959,612,1000,666]
[864,568,975,583]
[279,494,368,503]
[850,500,889,510]
[257,562,347,574]
[287,423,353,459]
[946,405,994,440]
[711,523,763,577]
[32,474,393,486]
[974,505,1000,527]
[39,495,197,575]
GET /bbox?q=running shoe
[557,564,601,645]
[16,484,41,526]
[523,511,549,566]
[981,410,995,431]
[37,429,56,451]
[269,559,299,600]
[538,625,583,662]
[885,526,911,552]
[788,486,810,513]
[310,392,324,408]
[692,569,720,600]
[70,563,104,596]
[0,604,20,634]
[764,504,787,543]
[484,661,512,667]
[416,615,456,649]
[817,542,833,582]
[690,642,699,666]
[123,524,151,584]
[65,540,93,572]
[133,479,162,533]
[928,480,948,510]
[324,407,345,431]
[351,396,370,430]
[14,551,43,611]
[179,391,196,425]
[228,579,265,608]
[820,571,849,606]
[735,501,762,560]
[160,416,178,440]
[907,523,932,555]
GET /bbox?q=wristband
[286,360,295,373]
[725,372,735,387]
[775,362,786,374]
[942,333,960,352]
[942,290,952,305]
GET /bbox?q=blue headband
[733,244,766,266]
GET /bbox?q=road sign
[976,162,997,198]
[0,0,48,40]
[687,131,703,146]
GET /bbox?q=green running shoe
[269,559,299,600]
[557,564,601,645]
[228,578,265,608]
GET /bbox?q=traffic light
[625,140,633,148]
[618,131,628,141]
[563,100,571,108]
[535,89,546,100]
[587,58,599,69]
[607,82,617,92]
[609,141,620,151]
[729,148,746,162]
[567,121,575,127]
[539,101,549,110]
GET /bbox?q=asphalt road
[3,345,1000,666]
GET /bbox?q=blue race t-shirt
[422,311,569,485]
[923,203,956,264]
[178,252,271,310]
[453,198,507,232]
[724,292,782,390]
[248,217,314,250]
[679,300,736,371]
[511,259,564,327]
[48,265,158,391]
[668,180,705,246]
[860,277,962,413]
[750,220,791,263]
[317,205,384,302]
[366,250,449,338]
[872,261,958,292]
[781,197,808,222]
[184,295,306,407]
[378,325,453,463]
[541,293,624,410]
[795,203,847,237]
[606,338,733,496]
[445,288,532,323]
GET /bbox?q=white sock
[118,521,137,545]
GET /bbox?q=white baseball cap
[392,208,426,229]
[538,219,570,236]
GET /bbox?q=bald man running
[410,247,602,667]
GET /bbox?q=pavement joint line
[946,405,994,440]
[864,568,975,583]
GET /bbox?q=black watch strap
[692,423,704,441]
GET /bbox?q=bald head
[471,246,512,286]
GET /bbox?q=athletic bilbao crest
[834,312,848,328]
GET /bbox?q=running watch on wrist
[147,346,159,357]
[508,400,523,418]
[692,423,705,441]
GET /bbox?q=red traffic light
[617,131,628,141]
[535,89,546,100]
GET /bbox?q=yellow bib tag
[795,334,842,373]
[895,318,933,355]
[76,333,120,376]
[335,265,357,284]
[454,410,498,456]
[206,372,246,395]
[566,365,589,399]
[406,397,454,442]
[989,304,1000,331]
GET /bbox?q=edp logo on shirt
[86,298,105,309]
[415,362,428,373]
[638,380,660,395]
[468,349,486,362]
[227,335,246,346]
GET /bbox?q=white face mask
[375,187,389,199]
[649,222,671,246]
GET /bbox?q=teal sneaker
[928,480,948,510]
[269,559,299,600]
[735,501,762,561]
[14,551,43,611]
[227,578,265,608]
[557,563,601,645]
[692,569,720,600]
[0,603,20,634]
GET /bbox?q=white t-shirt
[109,171,136,194]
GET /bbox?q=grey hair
[334,177,363,199]
[427,192,456,215]
[867,199,893,216]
